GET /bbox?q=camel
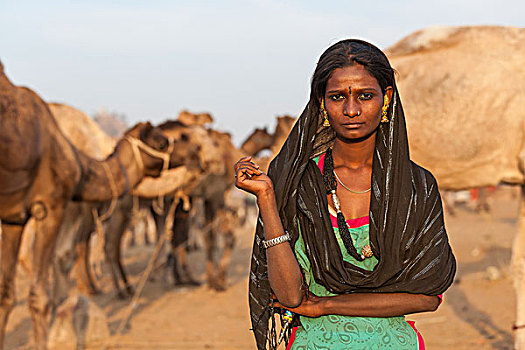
[241,115,296,158]
[151,116,246,291]
[60,116,220,298]
[47,104,203,300]
[385,25,525,348]
[240,127,273,156]
[270,115,296,155]
[177,110,214,127]
[0,62,182,349]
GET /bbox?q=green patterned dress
[287,154,421,350]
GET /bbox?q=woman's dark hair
[310,39,394,110]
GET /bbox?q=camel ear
[0,59,4,73]
[139,122,154,142]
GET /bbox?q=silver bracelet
[262,231,291,249]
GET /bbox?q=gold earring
[321,99,330,127]
[381,94,390,123]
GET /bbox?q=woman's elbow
[423,295,441,312]
[276,292,303,308]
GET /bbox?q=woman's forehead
[326,65,380,90]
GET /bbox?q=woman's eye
[329,94,344,101]
[358,93,374,100]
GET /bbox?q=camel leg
[104,224,126,298]
[116,244,134,296]
[151,207,166,244]
[128,224,137,248]
[204,224,218,290]
[73,233,100,295]
[203,200,222,290]
[52,202,87,308]
[29,205,64,350]
[170,250,182,285]
[177,246,200,286]
[104,197,133,298]
[72,204,100,295]
[513,185,525,349]
[105,228,133,298]
[441,191,456,217]
[0,222,24,349]
[151,205,169,282]
[170,201,199,286]
[115,216,134,296]
[143,217,152,246]
[52,250,73,310]
[476,187,490,213]
[215,231,235,292]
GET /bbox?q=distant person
[234,39,456,349]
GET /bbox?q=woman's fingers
[237,163,262,174]
[234,157,260,172]
[237,166,262,179]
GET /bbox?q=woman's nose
[343,98,361,118]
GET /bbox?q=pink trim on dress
[317,152,326,174]
[329,213,369,228]
[406,320,425,350]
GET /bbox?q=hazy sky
[1,0,523,144]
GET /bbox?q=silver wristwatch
[262,231,291,249]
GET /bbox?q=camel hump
[48,102,116,159]
[387,26,463,56]
[388,25,524,57]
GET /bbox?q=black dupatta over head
[248,39,456,349]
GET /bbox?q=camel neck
[75,139,144,202]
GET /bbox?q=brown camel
[240,127,273,156]
[385,25,525,348]
[60,119,214,298]
[153,117,245,291]
[47,103,203,300]
[95,117,233,292]
[184,127,243,291]
[177,109,214,127]
[0,62,179,349]
[241,115,296,158]
[270,115,296,155]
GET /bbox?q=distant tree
[93,108,128,138]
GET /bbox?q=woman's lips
[342,122,364,129]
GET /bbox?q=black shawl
[248,83,456,349]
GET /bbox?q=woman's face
[324,64,392,141]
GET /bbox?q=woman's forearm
[320,292,440,317]
[257,189,303,307]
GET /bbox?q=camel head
[124,122,174,177]
[177,110,214,127]
[159,120,223,173]
[275,115,296,133]
[240,127,273,156]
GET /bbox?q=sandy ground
[4,186,518,349]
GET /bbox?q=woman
[234,39,456,349]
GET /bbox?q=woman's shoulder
[409,161,440,198]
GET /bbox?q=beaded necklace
[322,148,374,261]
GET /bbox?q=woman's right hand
[234,156,274,198]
